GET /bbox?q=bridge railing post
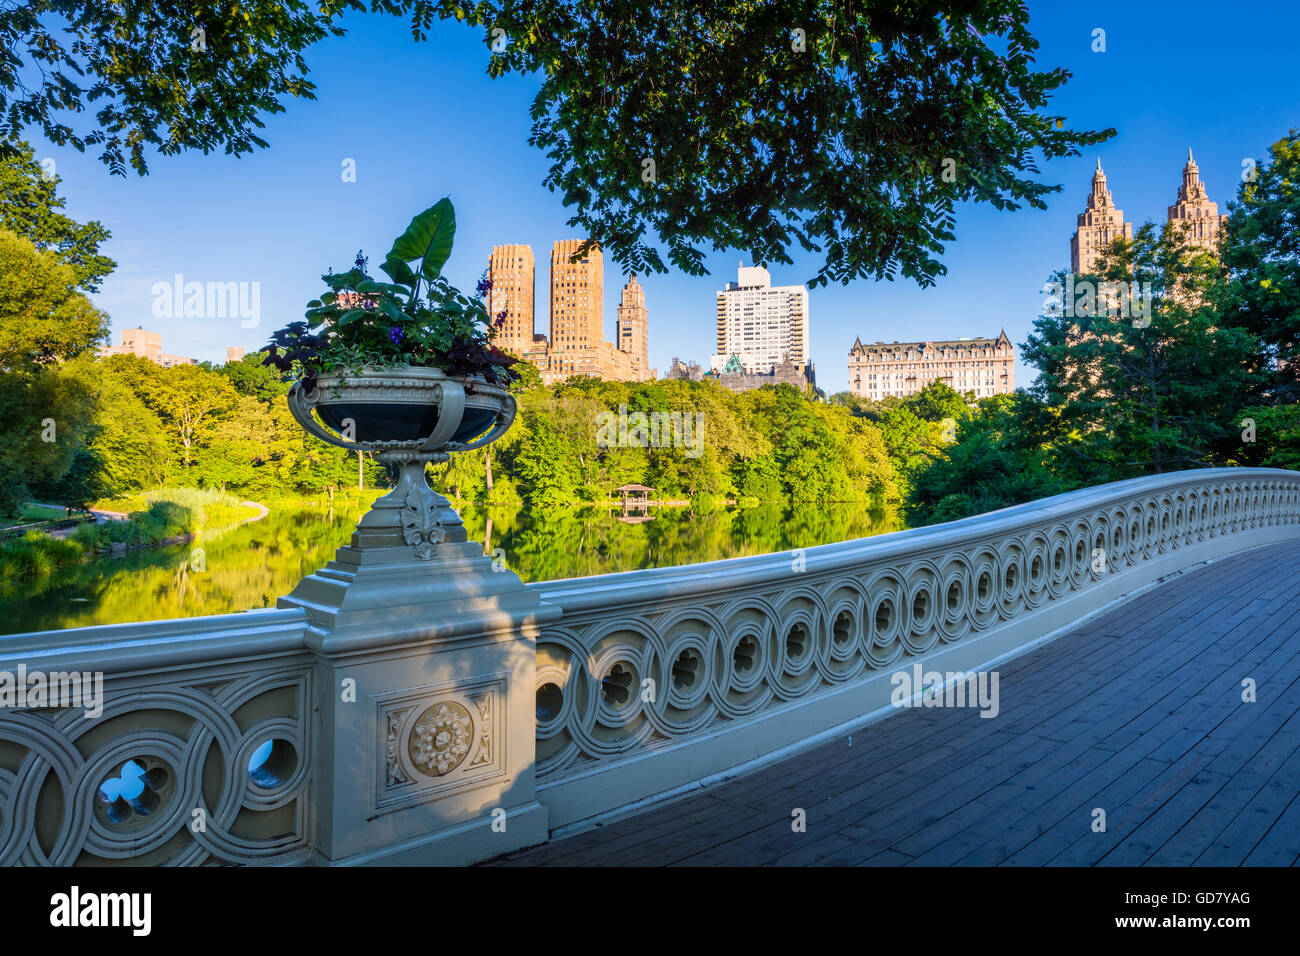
[281,494,558,866]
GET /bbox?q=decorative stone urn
[286,366,515,558]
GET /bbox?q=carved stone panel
[373,674,506,815]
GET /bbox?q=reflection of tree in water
[9,502,902,633]
[461,503,901,585]
[1,506,368,635]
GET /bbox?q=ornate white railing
[527,468,1300,828]
[0,609,314,866]
[2,467,1298,862]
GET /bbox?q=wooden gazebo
[614,484,654,506]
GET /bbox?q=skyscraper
[1070,159,1133,274]
[616,275,649,382]
[486,244,536,356]
[1167,149,1228,253]
[549,239,602,350]
[485,239,647,384]
[711,263,810,375]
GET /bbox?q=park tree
[0,141,115,292]
[120,360,240,469]
[906,393,1073,525]
[0,228,109,369]
[1023,223,1264,482]
[0,362,97,514]
[34,357,172,504]
[221,352,289,401]
[1217,129,1300,403]
[1,1,1108,285]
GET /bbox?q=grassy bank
[0,530,83,579]
[1,488,267,579]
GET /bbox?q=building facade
[616,275,650,382]
[848,332,1014,400]
[486,244,536,356]
[712,264,809,375]
[708,353,816,394]
[1166,149,1228,253]
[1070,159,1134,275]
[99,327,197,368]
[1071,151,1229,274]
[485,241,650,385]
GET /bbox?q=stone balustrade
[1,467,1298,864]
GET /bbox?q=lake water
[0,501,901,635]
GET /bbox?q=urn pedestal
[280,367,555,865]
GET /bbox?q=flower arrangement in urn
[262,198,517,393]
[262,199,521,559]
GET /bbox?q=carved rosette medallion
[408,702,473,776]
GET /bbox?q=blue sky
[28,0,1300,394]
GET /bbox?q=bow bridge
[1,468,1297,865]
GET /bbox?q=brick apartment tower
[486,244,536,355]
[546,240,603,377]
[1070,159,1133,275]
[1167,149,1228,253]
[616,274,649,382]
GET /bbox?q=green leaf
[379,256,417,287]
[379,300,407,323]
[387,198,456,281]
[337,308,365,325]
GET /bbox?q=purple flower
[494,310,508,329]
[476,276,493,298]
[389,326,404,344]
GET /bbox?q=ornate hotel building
[711,263,810,376]
[848,332,1014,401]
[485,240,651,385]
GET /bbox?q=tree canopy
[0,227,109,370]
[0,141,115,292]
[2,1,1108,285]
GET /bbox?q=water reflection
[0,501,900,634]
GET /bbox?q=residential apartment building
[1070,160,1134,275]
[1166,149,1228,253]
[711,264,809,375]
[485,241,651,384]
[848,332,1014,400]
[616,274,650,382]
[485,244,536,356]
[98,327,198,368]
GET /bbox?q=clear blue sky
[28,0,1300,394]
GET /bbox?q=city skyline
[32,1,1298,395]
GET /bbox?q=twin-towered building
[486,241,651,385]
[1071,149,1227,274]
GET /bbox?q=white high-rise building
[711,263,810,374]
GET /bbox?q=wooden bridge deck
[489,540,1300,866]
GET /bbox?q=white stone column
[281,482,557,866]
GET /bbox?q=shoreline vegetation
[0,487,268,580]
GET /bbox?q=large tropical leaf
[379,256,417,288]
[387,198,456,281]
